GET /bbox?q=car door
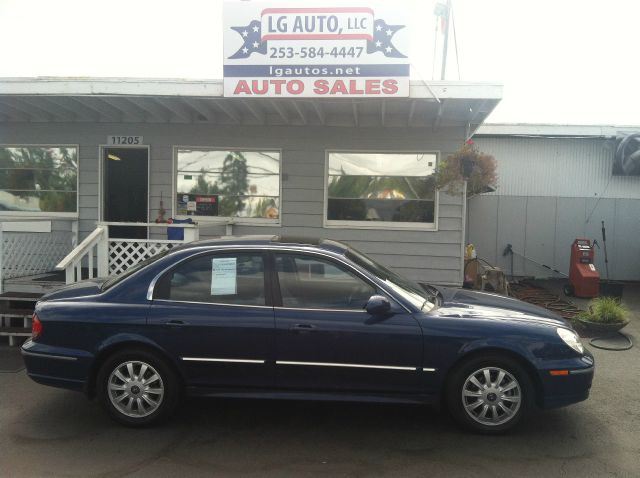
[148,250,275,389]
[272,251,424,394]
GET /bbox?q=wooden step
[0,293,41,316]
[0,327,30,336]
[0,292,43,301]
[0,307,34,317]
[1,318,32,329]
[0,292,44,309]
[0,327,31,346]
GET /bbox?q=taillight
[32,313,42,339]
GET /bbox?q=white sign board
[211,257,237,295]
[223,1,409,97]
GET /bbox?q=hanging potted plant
[435,140,498,196]
[576,296,629,335]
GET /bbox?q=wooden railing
[55,222,199,284]
[55,226,107,284]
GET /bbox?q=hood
[430,286,570,328]
[39,278,107,302]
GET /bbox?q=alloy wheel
[461,366,521,426]
[107,360,165,418]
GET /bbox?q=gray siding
[467,135,640,280]
[0,122,467,285]
[468,195,640,281]
[474,136,640,199]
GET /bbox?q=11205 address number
[107,136,143,145]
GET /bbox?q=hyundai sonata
[22,236,594,433]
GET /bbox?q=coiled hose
[509,282,582,320]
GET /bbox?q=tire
[96,348,181,427]
[563,284,574,297]
[445,354,533,434]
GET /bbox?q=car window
[154,253,265,306]
[275,253,374,310]
[346,247,434,311]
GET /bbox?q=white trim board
[0,221,51,232]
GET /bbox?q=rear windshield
[101,249,172,290]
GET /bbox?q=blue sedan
[21,236,594,433]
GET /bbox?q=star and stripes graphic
[366,19,406,58]
[228,20,268,59]
[228,17,406,60]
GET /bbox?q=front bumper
[538,352,595,409]
[21,339,92,392]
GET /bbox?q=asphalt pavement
[1,284,639,477]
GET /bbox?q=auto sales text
[232,78,399,96]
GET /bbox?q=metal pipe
[440,0,452,80]
[601,221,610,281]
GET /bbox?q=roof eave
[0,77,502,128]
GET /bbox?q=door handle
[165,319,188,326]
[289,323,317,332]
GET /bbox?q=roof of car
[169,235,349,254]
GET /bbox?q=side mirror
[365,295,391,316]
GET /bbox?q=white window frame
[0,144,80,219]
[323,149,440,231]
[173,146,282,226]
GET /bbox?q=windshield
[101,249,172,290]
[345,247,435,312]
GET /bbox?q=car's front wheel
[446,354,532,434]
[97,349,180,427]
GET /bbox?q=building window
[175,148,280,220]
[0,146,78,214]
[326,152,437,228]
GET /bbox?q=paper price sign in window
[211,258,237,295]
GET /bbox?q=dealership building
[1,75,639,298]
[0,77,503,290]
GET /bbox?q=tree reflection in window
[327,153,437,224]
[176,149,280,219]
[0,146,78,213]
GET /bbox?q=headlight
[557,328,584,354]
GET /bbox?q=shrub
[580,297,627,324]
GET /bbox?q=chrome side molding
[181,357,265,364]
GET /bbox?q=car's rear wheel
[446,354,532,434]
[97,349,180,427]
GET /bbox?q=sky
[0,0,638,125]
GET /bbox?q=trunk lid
[39,279,107,302]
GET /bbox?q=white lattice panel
[1,231,74,279]
[109,240,176,276]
